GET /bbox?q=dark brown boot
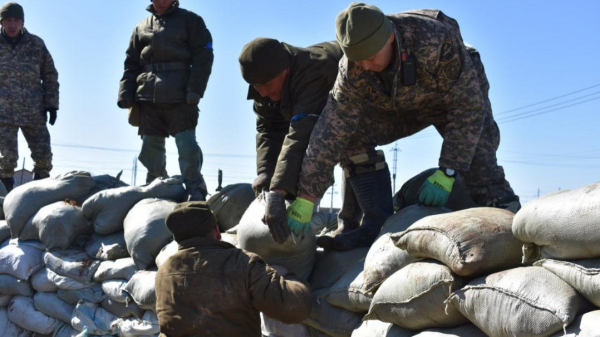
[317,177,361,249]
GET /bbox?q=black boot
[32,171,50,181]
[317,177,361,249]
[1,177,14,193]
[185,181,208,202]
[327,167,393,251]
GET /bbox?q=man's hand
[287,197,314,237]
[263,191,291,244]
[186,92,201,105]
[118,100,134,109]
[42,108,58,125]
[252,173,271,198]
[418,169,455,207]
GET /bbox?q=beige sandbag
[551,310,600,337]
[365,261,468,330]
[155,240,178,269]
[535,258,600,307]
[414,324,488,336]
[513,182,600,262]
[392,207,522,277]
[323,259,372,313]
[448,266,589,337]
[309,248,369,291]
[351,320,413,337]
[207,183,255,232]
[304,288,364,337]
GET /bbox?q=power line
[497,95,600,124]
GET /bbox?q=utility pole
[390,142,401,193]
[131,156,138,186]
[537,188,540,198]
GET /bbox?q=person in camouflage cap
[117,0,213,201]
[238,37,350,244]
[0,2,59,191]
[285,3,520,251]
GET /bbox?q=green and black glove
[287,197,314,238]
[418,169,455,207]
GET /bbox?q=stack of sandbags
[207,183,255,232]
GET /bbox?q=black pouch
[401,53,416,86]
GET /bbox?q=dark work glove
[262,191,291,244]
[186,91,201,105]
[43,108,58,125]
[252,173,271,198]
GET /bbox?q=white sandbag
[535,258,600,307]
[237,198,316,282]
[392,207,522,277]
[155,241,178,269]
[32,201,92,250]
[414,324,488,336]
[0,307,33,337]
[82,177,184,235]
[351,320,413,337]
[44,249,100,284]
[0,273,32,296]
[323,260,372,313]
[102,279,129,303]
[551,310,600,337]
[0,220,10,242]
[221,232,238,247]
[33,292,75,324]
[58,283,106,305]
[378,205,450,240]
[18,217,39,241]
[4,171,95,238]
[124,198,176,270]
[93,258,137,282]
[0,240,45,280]
[45,268,89,290]
[122,271,156,310]
[8,295,59,334]
[53,322,80,337]
[85,232,129,261]
[0,295,10,306]
[304,288,364,337]
[31,269,59,292]
[101,297,144,319]
[448,266,589,337]
[207,183,255,231]
[365,260,469,330]
[71,301,119,335]
[513,182,600,262]
[262,313,310,337]
[309,248,369,291]
[113,310,160,336]
[310,211,338,235]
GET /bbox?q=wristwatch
[440,167,456,178]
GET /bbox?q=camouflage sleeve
[40,42,59,109]
[255,101,288,178]
[186,13,214,98]
[437,39,485,171]
[118,27,143,107]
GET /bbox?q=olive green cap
[165,201,217,242]
[335,2,392,61]
[0,2,24,22]
[239,38,290,85]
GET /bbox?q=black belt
[143,62,189,72]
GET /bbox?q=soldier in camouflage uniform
[238,38,345,243]
[285,3,520,251]
[0,2,59,192]
[118,0,213,201]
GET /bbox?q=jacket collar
[146,1,179,16]
[177,237,236,250]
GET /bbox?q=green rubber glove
[418,169,455,207]
[287,197,314,237]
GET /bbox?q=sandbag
[324,259,372,313]
[44,249,100,284]
[351,320,413,337]
[102,279,129,303]
[31,269,58,292]
[414,324,488,336]
[309,248,369,291]
[0,240,45,280]
[122,271,156,310]
[221,232,238,247]
[365,260,469,330]
[310,211,338,235]
[58,283,106,305]
[207,183,255,231]
[0,273,32,296]
[0,220,10,242]
[4,171,96,238]
[378,205,450,240]
[113,310,160,336]
[513,182,600,262]
[94,258,138,282]
[44,268,89,290]
[8,295,59,334]
[85,232,129,261]
[394,168,478,211]
[304,288,364,337]
[32,201,92,250]
[53,322,81,337]
[155,241,178,269]
[262,313,310,337]
[82,177,184,235]
[0,307,33,337]
[392,207,522,277]
[448,266,589,337]
[237,198,316,282]
[124,198,176,270]
[18,217,39,241]
[535,258,600,307]
[33,292,75,324]
[71,301,119,335]
[100,297,144,319]
[551,310,600,337]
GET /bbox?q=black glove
[118,100,134,109]
[186,91,201,105]
[252,173,271,198]
[43,108,58,125]
[262,191,291,244]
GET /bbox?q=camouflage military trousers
[0,123,53,178]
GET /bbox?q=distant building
[13,169,33,187]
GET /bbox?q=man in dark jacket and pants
[118,0,213,201]
[155,201,311,337]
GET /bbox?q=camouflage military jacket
[118,2,213,105]
[0,29,59,126]
[250,41,342,197]
[298,10,486,198]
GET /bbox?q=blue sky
[10,0,600,207]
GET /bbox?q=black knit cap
[165,201,217,242]
[0,2,24,22]
[239,38,290,85]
